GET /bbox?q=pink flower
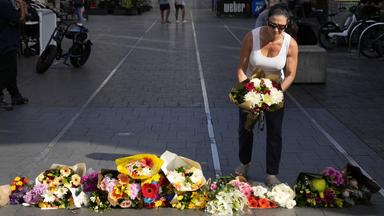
[210,183,217,191]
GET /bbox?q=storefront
[215,0,266,16]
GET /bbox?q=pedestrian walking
[73,0,86,23]
[159,0,171,24]
[175,0,187,23]
[235,3,298,186]
[0,0,29,111]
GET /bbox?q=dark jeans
[238,107,285,175]
[0,50,20,101]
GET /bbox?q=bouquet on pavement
[294,164,380,208]
[229,67,284,131]
[115,154,163,180]
[9,176,33,205]
[160,151,206,192]
[30,163,87,209]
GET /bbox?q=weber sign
[220,0,251,15]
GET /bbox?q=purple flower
[322,167,345,186]
[81,171,99,192]
[129,183,141,200]
[23,184,48,205]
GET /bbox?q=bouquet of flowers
[33,163,87,209]
[166,167,205,192]
[205,184,247,215]
[229,67,284,131]
[115,154,163,180]
[249,184,277,209]
[294,172,344,208]
[267,183,296,209]
[160,151,206,192]
[9,176,33,205]
[141,172,175,208]
[98,169,142,209]
[340,164,380,206]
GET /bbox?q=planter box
[294,45,327,84]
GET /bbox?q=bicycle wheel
[318,22,340,50]
[359,24,384,59]
[36,44,57,74]
[69,40,92,67]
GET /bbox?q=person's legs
[182,7,186,22]
[175,4,179,22]
[165,6,170,23]
[75,7,83,23]
[265,107,285,184]
[236,109,255,176]
[0,52,14,111]
[4,51,28,105]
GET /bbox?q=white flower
[262,79,273,88]
[262,94,273,106]
[90,196,96,203]
[42,191,56,203]
[250,78,261,87]
[252,185,268,198]
[190,168,204,184]
[141,167,152,176]
[270,88,284,104]
[54,186,68,199]
[244,91,262,108]
[285,199,296,209]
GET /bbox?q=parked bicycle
[35,11,92,74]
[358,22,384,58]
[318,6,358,50]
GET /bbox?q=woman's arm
[281,37,298,92]
[237,32,253,83]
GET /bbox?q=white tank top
[247,27,291,81]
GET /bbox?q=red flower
[142,183,158,199]
[141,158,154,168]
[244,82,255,91]
[248,197,258,208]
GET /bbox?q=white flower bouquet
[160,151,206,192]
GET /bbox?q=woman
[235,3,298,186]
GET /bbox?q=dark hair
[268,3,291,20]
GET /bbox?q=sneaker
[265,175,281,186]
[235,163,250,178]
[182,20,187,23]
[0,100,13,111]
[176,20,180,23]
[11,95,29,105]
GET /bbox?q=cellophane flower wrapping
[229,67,284,130]
[0,185,11,207]
[115,154,163,180]
[97,169,142,209]
[33,163,87,209]
[160,151,206,192]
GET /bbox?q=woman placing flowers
[235,3,298,185]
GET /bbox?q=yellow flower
[71,174,81,187]
[16,181,23,186]
[177,195,184,201]
[60,167,72,177]
[10,185,16,191]
[14,176,21,182]
[155,200,163,208]
[53,176,64,186]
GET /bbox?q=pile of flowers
[0,153,379,214]
[229,67,284,130]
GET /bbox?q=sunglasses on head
[267,21,287,30]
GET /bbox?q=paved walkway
[0,0,384,215]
